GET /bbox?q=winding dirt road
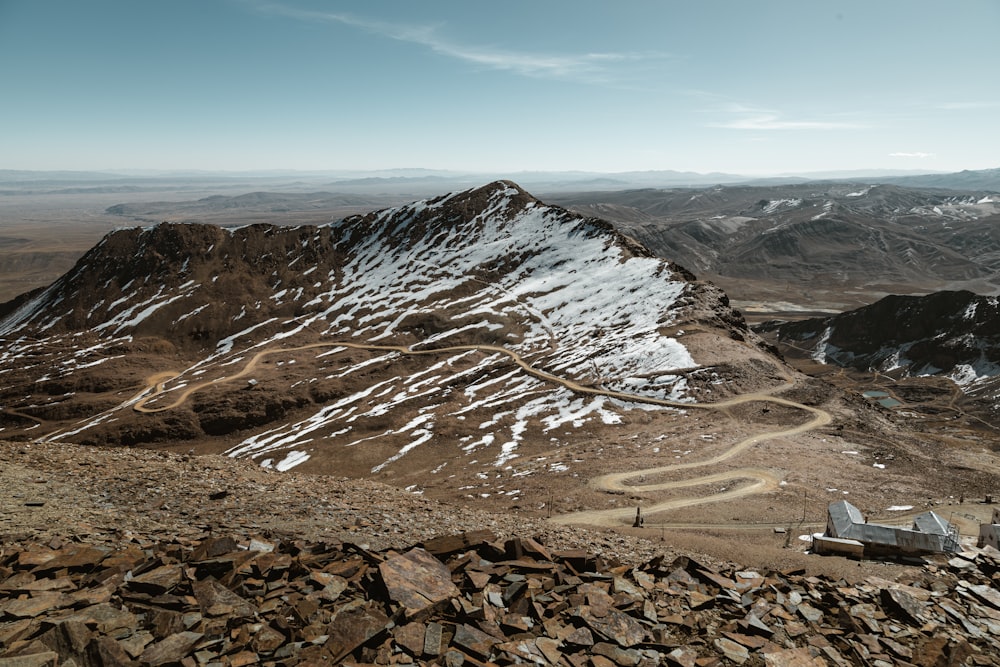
[133,339,832,527]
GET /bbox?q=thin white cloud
[701,100,868,131]
[712,114,865,131]
[937,101,1000,111]
[889,152,936,159]
[249,2,669,83]
[720,103,773,115]
[418,41,649,81]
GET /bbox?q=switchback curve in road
[131,339,832,527]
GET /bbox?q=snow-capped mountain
[0,181,778,492]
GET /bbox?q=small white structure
[977,508,1000,549]
[812,535,865,558]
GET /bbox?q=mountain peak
[423,179,540,218]
[0,184,775,483]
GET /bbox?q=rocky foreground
[3,441,1000,666]
[3,524,1000,666]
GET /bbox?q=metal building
[823,500,960,556]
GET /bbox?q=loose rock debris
[3,531,1000,666]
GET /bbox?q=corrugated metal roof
[913,511,950,535]
[827,500,864,538]
[824,501,958,554]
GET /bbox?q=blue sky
[2,0,998,175]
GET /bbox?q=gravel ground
[0,440,683,566]
[1,440,938,584]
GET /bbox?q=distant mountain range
[875,168,1000,192]
[3,166,998,193]
[552,182,1000,312]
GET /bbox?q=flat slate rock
[2,530,1000,666]
[139,631,204,666]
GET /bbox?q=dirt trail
[553,410,828,527]
[131,339,832,527]
[2,408,47,426]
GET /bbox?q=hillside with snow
[760,291,1000,413]
[0,181,782,500]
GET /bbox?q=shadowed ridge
[0,221,343,344]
